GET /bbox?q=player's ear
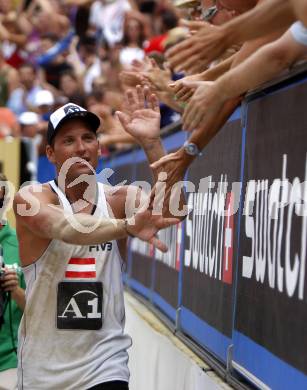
[46,144,56,164]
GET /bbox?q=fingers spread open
[126,89,137,112]
[158,217,180,229]
[149,236,168,253]
[136,85,145,109]
[143,85,149,102]
[149,92,160,112]
[116,111,130,131]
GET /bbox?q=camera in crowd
[0,245,5,282]
[0,249,6,329]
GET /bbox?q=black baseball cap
[47,103,100,145]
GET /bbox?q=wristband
[123,215,136,237]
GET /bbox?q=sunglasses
[202,0,235,21]
[202,5,218,21]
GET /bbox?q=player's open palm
[116,85,161,144]
[127,207,180,252]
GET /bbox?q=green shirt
[0,223,25,372]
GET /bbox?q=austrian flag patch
[65,258,96,279]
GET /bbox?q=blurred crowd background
[0,0,188,158]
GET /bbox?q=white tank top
[18,181,132,390]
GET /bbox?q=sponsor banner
[97,75,307,386]
[130,149,183,316]
[130,237,155,296]
[150,136,186,316]
[182,118,242,359]
[234,80,307,381]
[128,158,155,297]
[153,223,183,316]
[130,221,182,316]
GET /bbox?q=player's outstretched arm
[14,184,178,252]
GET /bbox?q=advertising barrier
[181,111,242,363]
[126,133,185,313]
[232,76,307,389]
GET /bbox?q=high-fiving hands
[116,85,161,147]
[165,23,229,74]
[126,205,180,252]
[121,58,172,94]
[170,78,210,103]
[150,148,189,220]
[182,81,226,132]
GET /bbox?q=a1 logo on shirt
[57,281,103,330]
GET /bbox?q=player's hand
[116,85,161,146]
[126,208,180,252]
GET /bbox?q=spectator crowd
[0,0,183,159]
[0,0,306,163]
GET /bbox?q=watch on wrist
[183,141,202,156]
